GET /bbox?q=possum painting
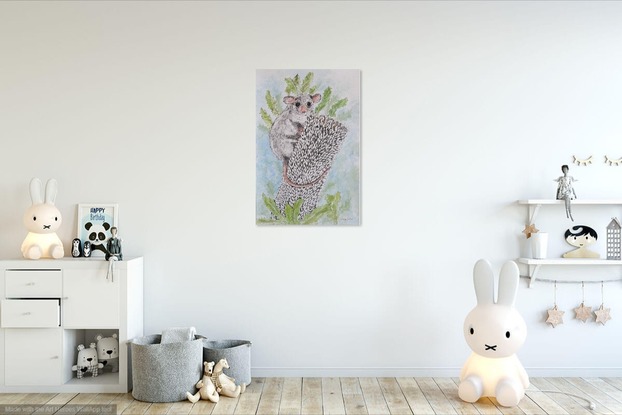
[256,69,360,226]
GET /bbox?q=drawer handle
[51,356,59,360]
[26,282,35,286]
[22,312,31,316]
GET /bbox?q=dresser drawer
[1,299,60,327]
[5,270,62,298]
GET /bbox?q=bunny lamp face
[23,203,62,234]
[464,304,527,358]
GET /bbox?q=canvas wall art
[256,69,360,225]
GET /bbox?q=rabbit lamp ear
[29,178,43,205]
[497,261,519,307]
[473,259,495,305]
[45,179,58,204]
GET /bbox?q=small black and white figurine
[71,238,82,258]
[83,241,92,257]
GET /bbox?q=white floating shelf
[518,199,622,205]
[517,258,622,287]
[517,199,622,225]
[518,258,622,266]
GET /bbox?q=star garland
[546,281,565,328]
[595,281,612,326]
[574,282,593,323]
[547,306,565,328]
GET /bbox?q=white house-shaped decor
[606,217,621,260]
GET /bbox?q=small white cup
[531,232,548,259]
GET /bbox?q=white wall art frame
[76,203,119,256]
[256,69,361,226]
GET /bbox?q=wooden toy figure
[562,225,599,258]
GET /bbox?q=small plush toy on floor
[72,343,104,379]
[187,361,220,404]
[96,334,119,373]
[212,358,246,398]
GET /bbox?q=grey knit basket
[202,339,251,386]
[130,334,204,402]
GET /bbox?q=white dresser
[0,257,143,393]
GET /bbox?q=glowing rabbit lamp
[458,259,529,407]
[21,178,64,259]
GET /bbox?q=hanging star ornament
[522,223,539,238]
[546,305,565,327]
[595,304,612,325]
[574,302,593,323]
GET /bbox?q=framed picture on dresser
[76,203,118,256]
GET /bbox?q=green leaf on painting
[326,192,341,223]
[292,198,304,219]
[262,194,282,218]
[260,108,273,129]
[266,90,281,116]
[301,72,314,93]
[315,87,332,114]
[328,98,348,117]
[284,203,295,223]
[285,74,301,95]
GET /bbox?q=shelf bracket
[528,264,541,288]
[528,204,542,225]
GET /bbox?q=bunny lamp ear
[473,259,494,305]
[29,178,43,205]
[45,179,58,205]
[497,261,520,307]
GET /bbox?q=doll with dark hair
[106,226,122,261]
[555,164,577,221]
[562,225,599,258]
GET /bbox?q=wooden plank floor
[0,377,618,414]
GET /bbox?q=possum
[269,93,322,162]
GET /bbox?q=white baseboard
[525,367,622,377]
[252,367,622,377]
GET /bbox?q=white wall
[2,0,622,376]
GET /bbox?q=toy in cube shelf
[72,343,104,379]
[459,260,529,407]
[186,361,220,404]
[96,334,119,373]
[21,178,64,259]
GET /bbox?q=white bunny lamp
[21,178,64,259]
[459,259,529,407]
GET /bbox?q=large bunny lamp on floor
[21,178,64,259]
[458,259,529,407]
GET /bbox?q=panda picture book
[76,204,119,257]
